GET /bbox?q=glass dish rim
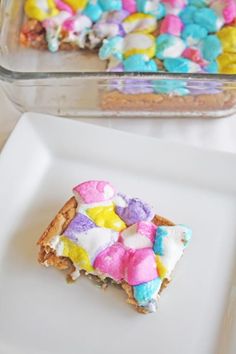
[0,64,236,83]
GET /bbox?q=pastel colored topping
[183,47,208,66]
[48,180,192,312]
[181,24,207,46]
[99,0,122,12]
[137,0,166,20]
[73,180,115,203]
[99,36,124,61]
[115,193,154,226]
[155,255,168,279]
[123,54,158,72]
[120,221,157,249]
[160,14,184,36]
[24,0,59,22]
[122,13,157,34]
[217,26,236,53]
[164,57,201,73]
[23,0,236,75]
[66,226,119,262]
[123,32,156,58]
[51,235,94,272]
[63,0,88,12]
[133,277,162,309]
[217,52,236,74]
[95,245,158,285]
[83,1,103,22]
[154,225,192,277]
[123,0,137,13]
[127,248,158,285]
[64,212,96,240]
[86,205,126,231]
[156,34,186,59]
[55,0,74,14]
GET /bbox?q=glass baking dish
[1,0,236,117]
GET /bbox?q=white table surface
[1,86,236,153]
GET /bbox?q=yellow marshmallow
[123,33,156,59]
[61,236,93,272]
[122,13,157,34]
[25,0,59,21]
[217,52,236,74]
[86,205,126,232]
[217,27,236,53]
[156,255,168,279]
[63,0,88,11]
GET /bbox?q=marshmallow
[156,34,186,59]
[164,57,201,73]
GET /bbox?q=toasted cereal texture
[37,196,176,313]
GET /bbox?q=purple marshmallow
[115,193,154,226]
[64,213,96,240]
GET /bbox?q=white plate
[0,113,236,354]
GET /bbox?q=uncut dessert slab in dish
[0,0,236,117]
[0,113,236,354]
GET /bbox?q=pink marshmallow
[62,14,92,32]
[126,248,158,286]
[73,180,115,204]
[54,0,74,15]
[122,0,137,13]
[160,15,184,36]
[223,0,236,24]
[94,243,158,285]
[137,221,157,243]
[94,243,126,281]
[182,48,208,67]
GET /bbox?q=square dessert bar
[38,180,192,314]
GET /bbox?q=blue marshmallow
[180,6,197,25]
[124,54,158,72]
[156,34,186,60]
[133,278,162,307]
[98,0,122,12]
[83,1,103,22]
[164,58,201,73]
[202,35,222,61]
[137,0,166,20]
[181,24,208,45]
[99,36,123,61]
[193,8,219,33]
[204,61,219,73]
[153,226,168,256]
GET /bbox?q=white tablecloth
[1,86,236,153]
